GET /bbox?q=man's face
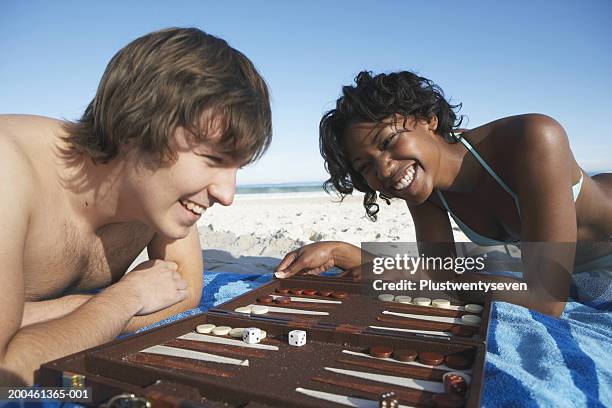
[125,125,242,239]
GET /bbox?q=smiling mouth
[180,199,206,215]
[392,163,417,191]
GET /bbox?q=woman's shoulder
[471,113,568,146]
[459,114,574,193]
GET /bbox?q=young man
[0,27,272,385]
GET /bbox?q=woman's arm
[338,201,459,281]
[512,114,578,315]
[408,199,458,281]
[457,115,577,317]
[409,199,457,255]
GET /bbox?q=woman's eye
[382,133,397,149]
[358,162,370,173]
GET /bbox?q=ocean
[236,182,326,195]
[235,171,610,198]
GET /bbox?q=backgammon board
[37,276,492,407]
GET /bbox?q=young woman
[275,71,612,316]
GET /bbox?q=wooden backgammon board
[37,276,492,407]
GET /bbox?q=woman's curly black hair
[320,71,464,221]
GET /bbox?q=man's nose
[208,168,237,206]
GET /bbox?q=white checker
[394,295,412,304]
[465,304,484,313]
[178,332,279,351]
[229,328,245,338]
[432,299,451,309]
[378,294,395,302]
[413,297,432,306]
[211,326,232,336]
[195,324,216,334]
[461,314,481,326]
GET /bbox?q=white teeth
[393,165,416,190]
[181,200,205,215]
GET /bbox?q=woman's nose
[375,156,393,180]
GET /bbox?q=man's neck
[61,153,139,232]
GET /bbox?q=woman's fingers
[276,251,298,272]
[338,266,362,280]
[304,266,325,276]
[275,243,335,279]
[275,254,307,278]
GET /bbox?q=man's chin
[156,222,193,240]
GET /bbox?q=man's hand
[119,259,188,315]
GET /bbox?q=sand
[195,192,469,274]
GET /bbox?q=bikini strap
[453,134,516,199]
[453,133,521,215]
[436,190,451,212]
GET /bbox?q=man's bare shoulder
[0,115,52,209]
[1,113,67,176]
[0,114,64,144]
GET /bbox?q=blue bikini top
[436,134,583,246]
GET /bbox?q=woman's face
[343,114,441,205]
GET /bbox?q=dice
[443,372,469,396]
[288,330,306,346]
[243,327,262,344]
[378,391,399,408]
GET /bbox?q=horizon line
[237,168,611,188]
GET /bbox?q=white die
[288,330,306,346]
[243,327,262,344]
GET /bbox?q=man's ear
[428,115,438,132]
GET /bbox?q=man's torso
[0,115,155,301]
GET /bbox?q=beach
[195,191,469,274]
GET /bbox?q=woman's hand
[274,241,361,278]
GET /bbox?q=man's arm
[122,225,203,332]
[21,226,203,332]
[4,285,143,385]
[4,258,188,385]
[21,295,91,328]
[20,226,203,332]
[0,146,135,385]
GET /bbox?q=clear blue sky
[1,0,611,184]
